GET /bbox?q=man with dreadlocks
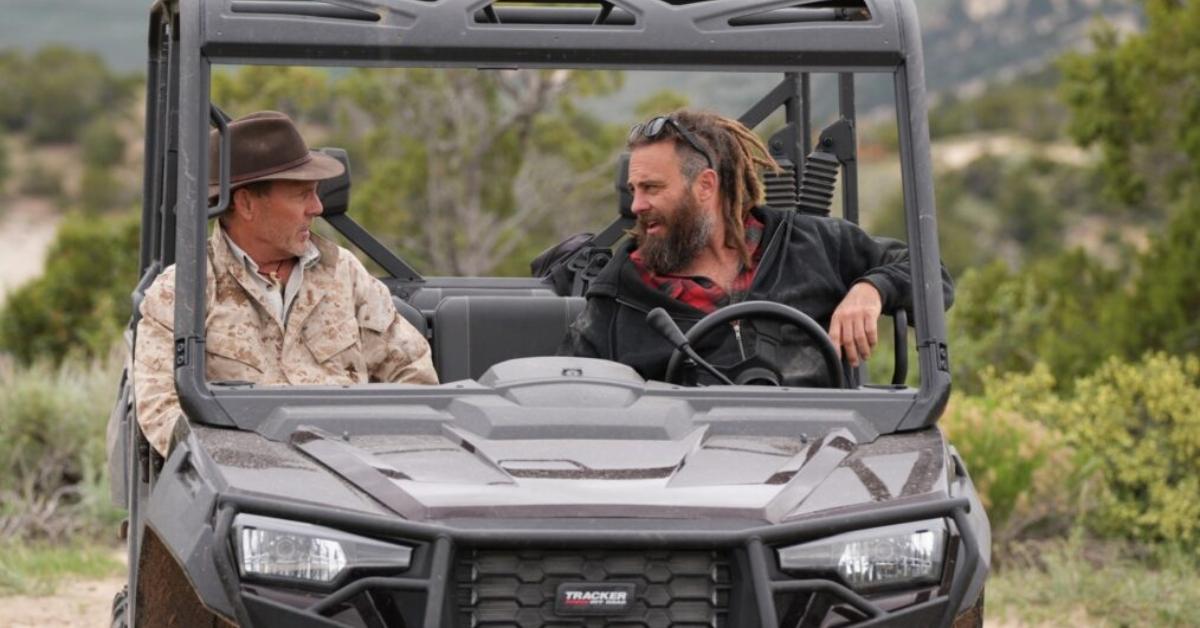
[560,109,953,385]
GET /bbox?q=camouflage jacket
[133,226,437,456]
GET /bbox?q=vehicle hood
[198,406,948,525]
[195,357,947,524]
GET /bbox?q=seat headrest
[615,152,633,220]
[316,147,351,216]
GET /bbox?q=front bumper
[201,492,985,628]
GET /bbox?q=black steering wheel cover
[663,300,845,388]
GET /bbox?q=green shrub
[0,353,124,542]
[19,159,65,199]
[870,150,1122,280]
[0,47,139,145]
[211,65,335,123]
[0,136,10,193]
[942,366,1083,550]
[946,353,1200,548]
[1062,353,1200,546]
[22,47,139,144]
[0,211,140,365]
[930,67,1067,143]
[79,164,127,214]
[80,118,126,168]
[1112,196,1200,360]
[948,252,1119,395]
[0,50,29,131]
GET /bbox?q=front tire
[952,589,984,628]
[111,584,129,628]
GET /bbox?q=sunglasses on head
[628,116,714,170]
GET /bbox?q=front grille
[456,549,732,628]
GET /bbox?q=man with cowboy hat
[133,111,438,457]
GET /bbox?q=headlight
[777,519,947,593]
[233,514,412,587]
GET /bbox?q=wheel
[951,589,984,628]
[111,584,129,628]
[663,300,844,388]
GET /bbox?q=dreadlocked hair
[630,109,780,269]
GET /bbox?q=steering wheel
[663,300,844,388]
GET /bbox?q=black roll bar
[206,105,232,218]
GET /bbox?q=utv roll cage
[145,0,949,433]
[112,1,979,627]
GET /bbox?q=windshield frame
[148,0,950,439]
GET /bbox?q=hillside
[2,0,1142,101]
[921,0,1141,95]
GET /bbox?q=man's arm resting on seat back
[347,254,438,385]
[826,220,955,365]
[133,268,183,457]
[833,221,955,314]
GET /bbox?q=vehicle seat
[392,296,429,337]
[433,295,585,381]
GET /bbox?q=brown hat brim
[208,150,345,201]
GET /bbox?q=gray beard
[637,195,714,275]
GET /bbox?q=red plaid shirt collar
[630,214,766,313]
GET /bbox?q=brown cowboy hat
[207,110,344,201]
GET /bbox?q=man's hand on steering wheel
[829,281,883,367]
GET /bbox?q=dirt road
[0,574,1080,627]
[0,196,61,305]
[0,576,124,628]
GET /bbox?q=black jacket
[559,206,954,385]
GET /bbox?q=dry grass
[988,536,1200,627]
[0,542,123,597]
[0,352,125,543]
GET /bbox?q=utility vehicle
[108,0,990,626]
